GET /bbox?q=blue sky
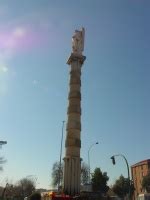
[0,0,150,189]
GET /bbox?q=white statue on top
[72,27,85,54]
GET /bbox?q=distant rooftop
[131,159,150,167]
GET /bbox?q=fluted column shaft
[63,53,86,196]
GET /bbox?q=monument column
[63,28,86,196]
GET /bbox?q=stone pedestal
[63,53,86,196]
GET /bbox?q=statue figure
[72,27,85,54]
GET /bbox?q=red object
[51,195,73,200]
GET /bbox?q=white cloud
[0,27,24,96]
[0,65,8,73]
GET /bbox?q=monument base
[63,156,81,196]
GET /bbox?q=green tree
[112,175,134,198]
[107,186,116,197]
[142,173,150,193]
[29,192,41,200]
[91,167,109,194]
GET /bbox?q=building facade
[131,159,150,200]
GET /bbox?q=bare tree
[0,156,6,171]
[51,161,89,187]
[81,162,89,185]
[51,161,63,188]
[15,178,36,197]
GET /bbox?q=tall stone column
[63,28,86,196]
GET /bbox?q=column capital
[67,53,86,65]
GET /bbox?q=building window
[134,170,136,175]
[141,165,143,170]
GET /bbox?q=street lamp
[88,142,98,183]
[58,121,65,191]
[110,154,131,199]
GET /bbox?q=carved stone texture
[69,98,80,104]
[66,119,81,130]
[69,91,81,99]
[70,76,81,85]
[67,104,81,114]
[66,130,80,139]
[65,146,80,156]
[67,53,86,65]
[65,138,81,148]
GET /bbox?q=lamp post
[88,142,98,183]
[58,121,65,191]
[110,154,130,199]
